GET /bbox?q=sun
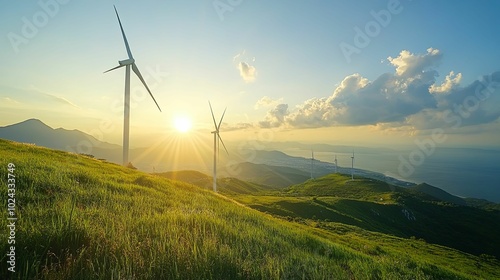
[173,116,192,133]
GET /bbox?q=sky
[1,0,500,150]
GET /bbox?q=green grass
[286,173,415,203]
[0,139,498,279]
[235,174,500,259]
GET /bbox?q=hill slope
[1,139,498,279]
[241,174,500,258]
[410,183,467,205]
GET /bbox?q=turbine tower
[209,101,228,192]
[105,6,162,166]
[351,150,355,180]
[334,155,338,173]
[310,150,314,179]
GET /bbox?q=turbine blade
[104,64,125,73]
[208,101,218,129]
[114,5,133,59]
[217,107,227,130]
[217,133,229,155]
[132,63,162,112]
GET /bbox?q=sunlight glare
[174,116,192,133]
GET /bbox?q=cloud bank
[259,48,500,130]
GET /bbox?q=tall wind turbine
[310,150,314,179]
[105,6,162,166]
[209,101,228,192]
[351,150,355,180]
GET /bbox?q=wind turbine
[351,150,355,180]
[310,150,314,179]
[334,155,338,173]
[209,101,228,192]
[104,6,162,166]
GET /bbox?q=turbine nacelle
[119,58,135,66]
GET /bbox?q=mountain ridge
[0,118,119,151]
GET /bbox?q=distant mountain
[156,170,274,194]
[0,119,120,151]
[410,183,467,206]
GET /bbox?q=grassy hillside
[156,170,212,188]
[286,174,399,200]
[235,174,500,258]
[0,139,498,279]
[410,183,466,205]
[464,197,500,211]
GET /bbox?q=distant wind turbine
[209,101,228,192]
[104,6,162,166]
[351,150,355,180]
[334,155,338,173]
[311,150,314,179]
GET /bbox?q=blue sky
[1,0,499,148]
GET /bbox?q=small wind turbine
[209,101,228,192]
[351,150,355,180]
[334,155,338,173]
[105,6,162,166]
[310,150,314,179]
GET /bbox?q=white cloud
[233,50,257,83]
[254,96,284,109]
[42,92,80,108]
[388,48,442,77]
[429,71,462,93]
[286,97,338,128]
[238,62,257,83]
